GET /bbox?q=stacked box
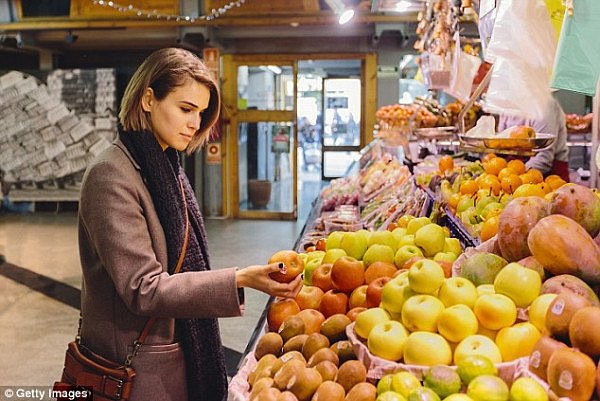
[0,70,117,187]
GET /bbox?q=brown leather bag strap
[124,177,190,367]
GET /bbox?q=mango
[549,183,600,237]
[497,197,549,262]
[528,215,600,283]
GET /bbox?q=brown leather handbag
[54,180,189,401]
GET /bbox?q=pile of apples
[353,257,546,367]
[374,357,548,401]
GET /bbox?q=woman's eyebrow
[180,100,199,108]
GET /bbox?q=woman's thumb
[268,262,286,274]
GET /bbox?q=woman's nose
[189,113,201,130]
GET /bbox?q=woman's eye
[181,107,192,113]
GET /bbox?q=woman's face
[142,78,210,151]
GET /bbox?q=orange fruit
[439,155,454,175]
[483,157,507,176]
[497,167,514,181]
[526,169,544,184]
[396,215,413,228]
[482,153,497,163]
[480,215,500,242]
[460,180,479,195]
[479,175,502,196]
[448,192,461,211]
[539,182,553,194]
[512,183,546,198]
[506,159,526,175]
[500,174,523,194]
[509,126,535,139]
[545,175,567,190]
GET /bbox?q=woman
[77,48,302,401]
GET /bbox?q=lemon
[378,374,394,395]
[456,355,497,385]
[509,377,548,401]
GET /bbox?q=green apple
[473,293,517,331]
[510,377,548,401]
[475,195,497,215]
[397,234,416,248]
[401,294,445,332]
[377,392,408,401]
[407,387,442,401]
[340,231,368,260]
[495,322,541,362]
[414,224,447,257]
[457,197,475,213]
[460,252,507,286]
[454,334,502,365]
[363,244,395,267]
[378,374,394,395]
[321,248,347,264]
[305,250,325,264]
[392,227,408,244]
[467,375,509,401]
[403,332,453,366]
[326,231,345,250]
[367,320,409,361]
[437,304,479,343]
[406,216,432,235]
[443,237,462,257]
[356,229,372,244]
[354,307,390,339]
[456,355,498,385]
[380,276,416,314]
[438,277,478,308]
[390,371,422,398]
[394,245,423,269]
[481,202,503,219]
[303,257,322,285]
[433,252,458,264]
[298,252,309,265]
[369,230,397,250]
[408,259,445,294]
[493,262,541,308]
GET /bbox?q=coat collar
[114,138,141,171]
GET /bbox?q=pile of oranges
[439,153,568,242]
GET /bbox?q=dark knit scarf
[119,128,227,401]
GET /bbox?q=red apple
[347,307,367,322]
[315,238,327,251]
[267,298,300,332]
[268,250,304,283]
[295,285,325,310]
[312,263,334,292]
[437,260,453,278]
[296,308,326,334]
[305,246,316,252]
[331,256,365,292]
[366,276,391,308]
[348,285,369,309]
[320,290,349,318]
[364,261,397,284]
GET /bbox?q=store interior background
[0,0,596,387]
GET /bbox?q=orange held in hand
[268,250,304,283]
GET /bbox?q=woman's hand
[235,263,303,299]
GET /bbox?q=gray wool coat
[77,140,243,401]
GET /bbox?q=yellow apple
[401,294,445,332]
[443,394,475,401]
[414,223,447,257]
[397,234,416,248]
[340,231,368,260]
[476,326,498,341]
[363,244,395,267]
[433,251,458,264]
[495,322,541,362]
[367,320,409,361]
[408,259,445,294]
[527,293,557,333]
[392,227,408,245]
[438,277,478,308]
[437,304,479,343]
[354,307,390,339]
[380,276,416,314]
[473,294,517,330]
[493,262,541,308]
[394,245,423,268]
[368,230,398,251]
[326,231,345,250]
[476,284,495,297]
[467,375,509,401]
[454,334,502,364]
[321,248,347,264]
[443,237,463,257]
[403,331,453,366]
[406,216,432,235]
[509,377,548,401]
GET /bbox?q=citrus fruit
[378,374,394,394]
[482,153,497,163]
[423,365,462,398]
[500,174,522,194]
[509,377,548,401]
[439,155,454,175]
[460,180,478,196]
[391,371,422,398]
[466,375,509,401]
[407,386,442,401]
[480,215,499,242]
[443,394,474,401]
[456,355,498,385]
[483,157,507,176]
[512,184,545,198]
[506,159,526,175]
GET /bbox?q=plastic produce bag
[551,0,600,96]
[484,0,556,120]
[446,33,482,103]
[545,0,566,42]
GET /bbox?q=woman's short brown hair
[118,47,220,153]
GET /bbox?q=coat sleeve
[79,159,244,319]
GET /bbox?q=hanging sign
[206,142,222,165]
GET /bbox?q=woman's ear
[141,87,154,112]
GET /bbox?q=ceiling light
[395,0,413,12]
[324,0,355,24]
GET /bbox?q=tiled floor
[0,196,318,388]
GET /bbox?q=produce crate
[440,208,479,249]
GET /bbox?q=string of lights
[92,0,246,22]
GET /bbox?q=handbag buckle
[124,340,142,367]
[106,375,124,399]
